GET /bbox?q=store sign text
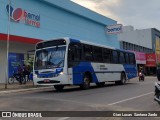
[106,24,122,34]
[6,5,40,28]
[146,54,156,67]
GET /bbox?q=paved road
[0,77,159,120]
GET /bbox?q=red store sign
[145,54,156,67]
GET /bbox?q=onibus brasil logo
[6,4,40,28]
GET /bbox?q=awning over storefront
[145,53,156,67]
[0,33,42,44]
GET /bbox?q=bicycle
[8,72,26,84]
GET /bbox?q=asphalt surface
[0,77,159,120]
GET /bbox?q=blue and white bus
[33,38,137,91]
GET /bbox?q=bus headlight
[60,72,64,75]
[33,74,38,78]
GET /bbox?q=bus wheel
[115,73,126,85]
[54,85,64,91]
[96,82,105,87]
[80,74,91,90]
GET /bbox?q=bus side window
[103,48,111,63]
[125,53,129,64]
[129,53,135,64]
[112,51,118,64]
[119,52,125,64]
[93,47,103,62]
[83,44,93,61]
[68,43,82,67]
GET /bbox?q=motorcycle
[157,75,160,81]
[8,72,26,84]
[156,69,160,81]
[154,82,160,105]
[139,72,144,81]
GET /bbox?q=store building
[0,0,119,83]
[118,26,160,75]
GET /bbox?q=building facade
[0,0,119,83]
[118,26,160,75]
[118,26,153,53]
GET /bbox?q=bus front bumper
[33,74,69,86]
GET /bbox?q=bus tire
[115,73,126,85]
[54,85,64,91]
[80,74,91,90]
[96,82,105,87]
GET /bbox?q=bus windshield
[34,46,66,70]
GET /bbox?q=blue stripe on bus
[72,62,137,84]
[35,68,63,78]
[123,64,137,79]
[72,62,98,85]
[70,38,80,43]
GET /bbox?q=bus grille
[38,74,59,78]
[37,80,60,84]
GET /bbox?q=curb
[0,86,53,95]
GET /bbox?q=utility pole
[5,0,11,89]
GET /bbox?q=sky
[71,0,160,30]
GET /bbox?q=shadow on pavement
[39,81,138,94]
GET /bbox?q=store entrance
[137,64,145,72]
[145,67,156,76]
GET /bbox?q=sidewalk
[0,81,52,94]
[0,81,34,90]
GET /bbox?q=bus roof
[36,38,135,54]
[36,37,113,49]
[69,38,134,54]
[69,38,115,50]
[115,48,135,54]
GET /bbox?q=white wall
[0,41,35,83]
[118,27,152,49]
[122,26,134,32]
[0,41,7,84]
